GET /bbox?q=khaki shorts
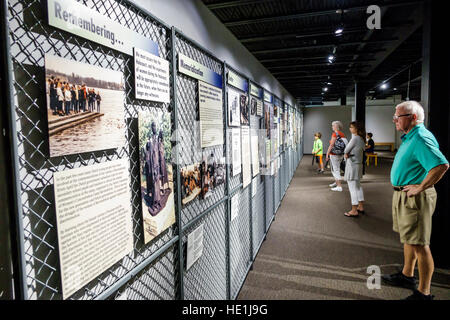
[392,187,437,246]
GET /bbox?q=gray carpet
[238,155,450,300]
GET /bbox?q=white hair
[331,121,343,131]
[396,100,424,123]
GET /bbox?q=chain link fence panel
[4,0,305,301]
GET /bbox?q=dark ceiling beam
[252,39,398,54]
[259,52,386,63]
[272,68,369,76]
[206,0,274,10]
[222,1,424,27]
[239,22,413,43]
[266,60,374,70]
[277,74,361,80]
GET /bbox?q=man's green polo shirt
[391,123,448,186]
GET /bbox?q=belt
[393,186,405,191]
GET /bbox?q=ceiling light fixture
[335,27,344,35]
[380,83,388,90]
[323,87,328,92]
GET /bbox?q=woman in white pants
[343,121,366,217]
[326,121,348,191]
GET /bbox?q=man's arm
[404,163,449,197]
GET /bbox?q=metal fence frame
[2,0,304,300]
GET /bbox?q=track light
[323,87,328,92]
[380,83,388,90]
[327,55,335,63]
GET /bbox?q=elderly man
[382,101,448,300]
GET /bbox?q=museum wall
[131,0,296,105]
[303,103,398,154]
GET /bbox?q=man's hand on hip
[403,184,423,197]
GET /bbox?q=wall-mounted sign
[198,81,224,148]
[46,0,159,56]
[249,83,263,99]
[134,48,170,103]
[264,91,273,103]
[186,223,204,271]
[53,159,133,299]
[178,54,222,88]
[227,70,248,92]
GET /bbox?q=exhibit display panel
[2,0,304,300]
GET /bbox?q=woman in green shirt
[312,132,324,174]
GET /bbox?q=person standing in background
[381,101,448,300]
[312,132,324,174]
[343,121,366,217]
[326,121,348,192]
[96,90,102,112]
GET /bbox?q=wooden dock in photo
[48,111,104,135]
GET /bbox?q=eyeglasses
[393,114,411,120]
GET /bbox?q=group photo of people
[181,164,201,205]
[47,76,102,117]
[44,54,126,157]
[200,153,225,199]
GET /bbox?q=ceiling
[201,0,424,105]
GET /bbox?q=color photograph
[200,152,225,199]
[45,54,126,157]
[139,109,175,244]
[181,163,201,206]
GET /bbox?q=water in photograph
[49,88,126,157]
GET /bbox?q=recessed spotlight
[323,87,328,92]
[335,27,344,35]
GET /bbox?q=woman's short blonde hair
[331,121,343,131]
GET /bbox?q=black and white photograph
[139,110,175,244]
[240,93,249,126]
[200,152,225,199]
[227,88,241,127]
[45,54,125,157]
[250,97,257,116]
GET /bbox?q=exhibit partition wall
[1,0,304,300]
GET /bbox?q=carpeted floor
[237,155,450,300]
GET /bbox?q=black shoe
[381,271,417,290]
[405,289,434,300]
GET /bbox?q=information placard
[251,177,258,198]
[230,193,239,222]
[53,159,133,299]
[241,127,251,188]
[228,70,248,92]
[230,128,241,176]
[46,0,159,56]
[198,81,224,148]
[134,48,170,103]
[251,134,259,177]
[186,223,204,271]
[178,54,222,88]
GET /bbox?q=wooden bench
[374,142,394,152]
[366,153,378,166]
